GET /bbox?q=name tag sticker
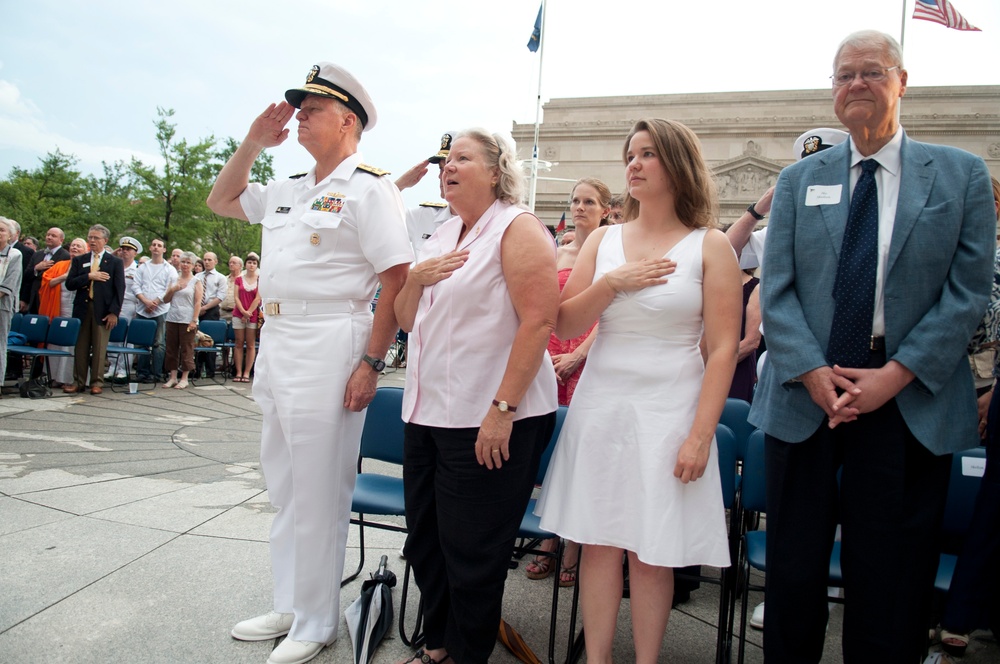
[805,185,843,206]
[83,262,92,268]
[60,320,68,328]
[962,456,986,478]
[275,206,291,214]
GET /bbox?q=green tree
[0,150,88,239]
[206,137,274,261]
[129,107,217,251]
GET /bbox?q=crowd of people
[0,219,264,393]
[3,27,998,664]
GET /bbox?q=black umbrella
[346,554,396,664]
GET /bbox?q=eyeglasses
[831,66,899,87]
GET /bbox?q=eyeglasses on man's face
[831,66,900,87]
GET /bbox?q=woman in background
[39,238,88,387]
[232,253,260,383]
[162,251,203,389]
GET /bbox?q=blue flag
[527,4,542,52]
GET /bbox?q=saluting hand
[246,102,294,149]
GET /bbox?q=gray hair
[456,128,525,206]
[88,224,111,241]
[834,30,904,70]
[0,217,14,235]
[182,251,199,264]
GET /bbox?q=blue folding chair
[8,317,79,396]
[193,319,228,385]
[934,446,988,593]
[107,318,156,391]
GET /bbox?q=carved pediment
[712,155,785,201]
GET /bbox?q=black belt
[870,336,885,352]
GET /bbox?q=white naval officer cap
[119,236,143,253]
[284,62,377,132]
[791,127,849,161]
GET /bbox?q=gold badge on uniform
[310,192,346,213]
[802,136,822,155]
[306,65,319,83]
[310,233,321,246]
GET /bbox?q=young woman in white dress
[536,119,742,663]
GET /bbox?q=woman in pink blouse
[232,252,261,383]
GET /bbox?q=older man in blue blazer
[749,30,996,663]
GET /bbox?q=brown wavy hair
[621,118,717,229]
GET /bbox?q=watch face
[497,401,508,412]
[373,359,386,372]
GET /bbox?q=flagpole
[528,0,547,212]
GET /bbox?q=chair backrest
[10,311,23,334]
[716,423,738,510]
[199,319,228,345]
[20,314,50,344]
[742,429,767,515]
[46,317,81,347]
[359,386,406,465]
[535,405,569,485]
[109,317,129,344]
[226,322,235,342]
[125,317,157,347]
[941,446,987,547]
[720,398,755,461]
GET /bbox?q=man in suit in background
[748,30,996,662]
[64,224,125,395]
[27,227,69,313]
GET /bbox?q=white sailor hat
[792,128,849,161]
[119,236,142,253]
[285,62,377,132]
[428,131,458,164]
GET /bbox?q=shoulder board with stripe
[288,172,308,179]
[356,163,391,177]
[419,201,448,208]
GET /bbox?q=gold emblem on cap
[310,233,321,246]
[306,65,319,84]
[440,134,451,149]
[803,136,822,155]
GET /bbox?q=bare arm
[343,262,410,412]
[726,186,773,258]
[206,102,294,220]
[477,214,559,470]
[674,230,742,483]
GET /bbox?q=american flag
[912,0,981,31]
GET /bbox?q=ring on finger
[491,450,501,456]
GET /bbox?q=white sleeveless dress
[536,225,730,567]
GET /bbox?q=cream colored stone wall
[513,86,1000,229]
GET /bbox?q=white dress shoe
[231,611,294,641]
[267,639,325,664]
[749,601,765,630]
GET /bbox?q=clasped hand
[604,258,676,293]
[801,362,912,428]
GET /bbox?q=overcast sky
[1,0,997,206]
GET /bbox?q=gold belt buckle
[264,302,280,316]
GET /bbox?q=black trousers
[942,386,1000,635]
[196,306,219,375]
[403,413,555,664]
[763,398,951,664]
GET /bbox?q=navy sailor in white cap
[207,62,412,664]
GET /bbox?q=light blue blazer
[748,134,996,454]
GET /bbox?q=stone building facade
[511,86,1000,229]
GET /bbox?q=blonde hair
[456,128,525,205]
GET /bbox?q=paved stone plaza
[0,372,995,663]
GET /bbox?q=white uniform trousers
[109,299,138,377]
[253,310,372,644]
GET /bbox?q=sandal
[400,649,451,664]
[525,556,554,580]
[559,560,578,588]
[941,630,969,657]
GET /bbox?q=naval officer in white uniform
[394,131,458,256]
[207,62,412,664]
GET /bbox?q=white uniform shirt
[134,260,178,318]
[405,203,453,258]
[240,152,413,302]
[121,260,141,320]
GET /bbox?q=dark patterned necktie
[827,159,880,368]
